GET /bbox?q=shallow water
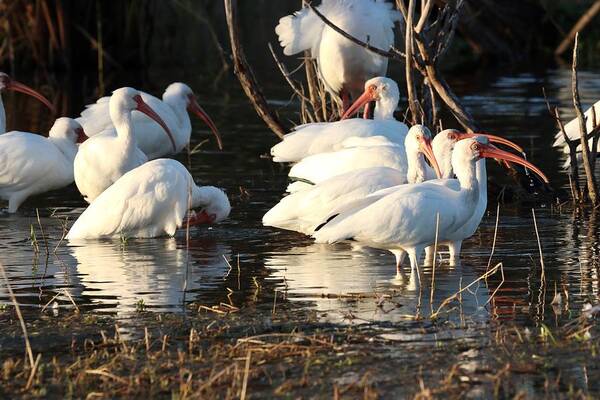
[0,67,599,336]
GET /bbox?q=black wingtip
[314,213,339,232]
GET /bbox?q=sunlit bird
[263,125,441,234]
[0,118,86,213]
[270,77,407,162]
[313,138,549,272]
[552,101,600,168]
[77,82,222,159]
[276,1,400,109]
[74,87,176,203]
[67,159,230,240]
[0,72,54,134]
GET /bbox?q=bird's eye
[449,133,457,140]
[471,143,480,151]
[368,85,377,92]
[416,135,421,140]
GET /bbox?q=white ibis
[263,125,441,234]
[271,77,407,162]
[422,129,525,265]
[287,135,407,191]
[0,72,54,134]
[66,159,230,240]
[552,101,600,167]
[74,87,177,203]
[77,82,222,159]
[276,0,400,109]
[0,118,86,213]
[312,138,548,272]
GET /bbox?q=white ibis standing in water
[552,100,600,168]
[66,159,230,240]
[0,118,86,212]
[74,87,176,203]
[77,82,222,159]
[0,72,54,134]
[263,125,441,234]
[313,138,549,272]
[276,1,400,109]
[271,77,407,162]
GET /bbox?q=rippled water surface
[1,68,599,333]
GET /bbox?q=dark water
[0,67,598,335]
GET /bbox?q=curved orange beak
[185,210,216,227]
[419,136,442,179]
[7,80,55,113]
[188,94,223,150]
[457,131,523,153]
[341,85,378,120]
[133,95,177,153]
[479,144,549,183]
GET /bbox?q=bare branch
[572,32,598,203]
[268,43,311,103]
[224,0,286,138]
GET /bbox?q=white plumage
[74,87,176,203]
[0,118,84,212]
[287,135,407,188]
[552,101,600,168]
[312,138,549,272]
[263,125,440,234]
[271,77,406,162]
[276,1,400,104]
[77,82,222,159]
[66,159,230,240]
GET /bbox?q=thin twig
[306,2,405,59]
[0,262,35,368]
[531,208,545,284]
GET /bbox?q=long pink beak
[188,95,223,150]
[419,136,442,179]
[479,144,549,183]
[341,86,378,120]
[8,80,55,113]
[457,132,523,153]
[133,95,177,153]
[185,210,216,227]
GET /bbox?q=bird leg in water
[392,249,407,275]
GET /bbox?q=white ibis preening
[276,1,400,108]
[313,138,549,272]
[77,82,222,159]
[0,118,86,212]
[0,72,54,134]
[74,87,177,203]
[67,159,230,240]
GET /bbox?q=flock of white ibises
[0,0,565,275]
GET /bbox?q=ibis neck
[48,136,78,163]
[112,111,137,152]
[406,152,428,184]
[476,159,487,202]
[453,157,479,206]
[374,96,397,120]
[162,92,189,129]
[0,94,5,134]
